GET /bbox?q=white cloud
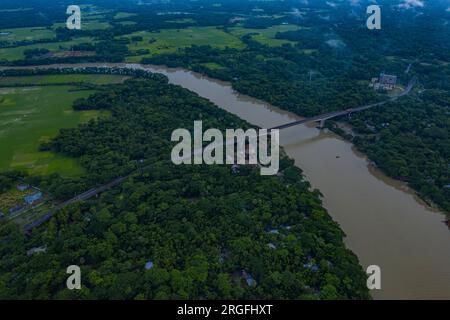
[349,0,361,6]
[398,0,425,9]
[326,1,337,8]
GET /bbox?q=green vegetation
[228,25,300,47]
[0,0,448,300]
[145,4,450,214]
[123,27,245,62]
[0,75,122,176]
[113,12,137,20]
[0,27,55,42]
[0,74,128,86]
[200,62,226,71]
[117,21,137,26]
[122,25,299,62]
[0,37,95,61]
[52,21,111,31]
[166,18,196,24]
[0,187,33,213]
[0,76,370,299]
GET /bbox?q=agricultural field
[0,26,55,42]
[0,36,96,61]
[166,18,196,24]
[0,74,128,86]
[0,186,34,213]
[123,24,300,62]
[200,62,226,70]
[114,12,137,19]
[0,75,124,176]
[52,19,111,31]
[0,7,110,62]
[73,6,112,30]
[123,26,245,62]
[228,24,300,47]
[117,21,137,26]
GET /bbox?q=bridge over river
[11,64,450,299]
[270,76,417,130]
[20,67,416,233]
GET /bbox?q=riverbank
[1,63,450,299]
[136,64,450,299]
[329,121,449,220]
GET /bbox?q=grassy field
[0,76,119,176]
[0,36,96,61]
[0,27,55,42]
[200,62,226,70]
[228,24,300,47]
[123,26,246,62]
[123,24,301,62]
[114,12,137,19]
[0,11,109,44]
[52,20,111,31]
[117,21,137,26]
[0,8,107,61]
[166,18,196,24]
[0,74,128,86]
[0,23,301,62]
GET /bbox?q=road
[23,175,130,233]
[21,71,416,233]
[270,77,417,131]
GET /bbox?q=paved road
[23,175,130,233]
[21,73,416,233]
[270,77,417,131]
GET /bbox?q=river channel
[5,63,450,299]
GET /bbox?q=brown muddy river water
[6,63,450,299]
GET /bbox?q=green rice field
[0,75,124,176]
[123,24,301,62]
[0,74,128,86]
[228,24,300,47]
[0,36,95,61]
[124,26,245,62]
[0,27,55,42]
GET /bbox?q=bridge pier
[318,119,326,129]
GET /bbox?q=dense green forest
[0,0,449,300]
[0,74,370,299]
[140,3,450,213]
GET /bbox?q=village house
[369,73,397,91]
[17,184,29,192]
[24,192,43,205]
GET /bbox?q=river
[4,63,450,299]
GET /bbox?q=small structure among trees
[24,192,43,205]
[369,72,397,91]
